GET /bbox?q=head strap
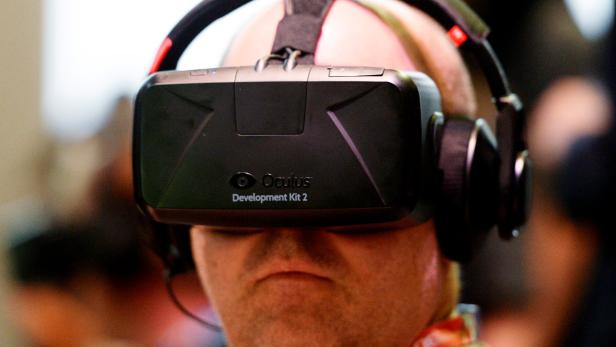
[270,0,335,64]
[150,0,510,98]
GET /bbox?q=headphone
[139,0,530,275]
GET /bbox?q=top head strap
[150,0,510,100]
[270,0,335,64]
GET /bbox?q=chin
[253,322,344,347]
[227,307,355,347]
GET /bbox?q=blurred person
[9,223,153,347]
[7,95,225,347]
[479,77,611,347]
[454,1,609,342]
[552,21,616,347]
[477,10,616,345]
[8,222,224,347]
[139,0,528,346]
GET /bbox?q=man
[190,1,483,346]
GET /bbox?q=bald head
[224,0,476,115]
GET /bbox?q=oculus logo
[262,174,312,188]
[229,172,257,190]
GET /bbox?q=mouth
[254,261,333,286]
[259,271,331,283]
[253,269,335,301]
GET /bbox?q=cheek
[324,223,447,338]
[190,228,253,300]
[330,223,443,301]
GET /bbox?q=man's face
[189,1,466,345]
[191,220,451,347]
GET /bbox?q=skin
[191,1,474,346]
[192,221,451,347]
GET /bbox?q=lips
[259,271,331,285]
[254,260,332,285]
[253,267,334,301]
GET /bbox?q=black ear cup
[139,216,194,275]
[435,117,500,262]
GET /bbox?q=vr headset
[134,0,530,263]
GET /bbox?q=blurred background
[0,0,614,346]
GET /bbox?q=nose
[243,227,345,274]
[264,228,319,260]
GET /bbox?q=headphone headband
[151,0,510,97]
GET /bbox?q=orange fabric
[412,316,471,347]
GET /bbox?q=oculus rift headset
[134,0,531,274]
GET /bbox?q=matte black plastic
[235,82,306,135]
[149,0,527,240]
[133,66,440,227]
[140,0,530,267]
[435,118,500,262]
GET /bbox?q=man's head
[190,1,475,346]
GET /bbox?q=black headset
[141,0,530,274]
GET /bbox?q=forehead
[223,0,416,70]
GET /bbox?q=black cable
[163,269,223,332]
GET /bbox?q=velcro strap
[271,0,335,63]
[289,0,334,16]
[271,15,324,54]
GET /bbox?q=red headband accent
[149,37,173,74]
[448,25,468,47]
